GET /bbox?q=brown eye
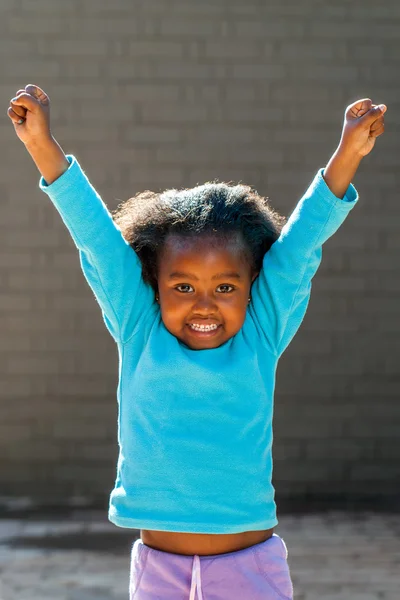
[175,284,193,293]
[217,285,234,293]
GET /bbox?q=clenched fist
[339,98,387,158]
[7,84,52,147]
[7,83,68,184]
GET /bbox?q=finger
[7,106,26,125]
[370,116,384,133]
[370,123,385,138]
[25,84,49,105]
[9,102,27,119]
[348,98,372,118]
[10,92,41,113]
[356,99,372,118]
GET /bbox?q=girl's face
[156,233,258,350]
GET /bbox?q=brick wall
[1,0,399,508]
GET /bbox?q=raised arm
[8,85,155,344]
[250,98,386,357]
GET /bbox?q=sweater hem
[108,512,279,533]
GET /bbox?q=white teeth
[189,323,218,332]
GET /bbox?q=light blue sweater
[40,156,358,533]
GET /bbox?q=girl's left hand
[339,98,387,158]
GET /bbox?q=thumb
[25,84,50,106]
[363,104,387,124]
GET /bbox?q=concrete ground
[0,509,399,599]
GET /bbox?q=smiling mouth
[186,324,222,336]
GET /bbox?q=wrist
[25,135,69,185]
[324,146,361,199]
[25,134,57,154]
[336,142,364,164]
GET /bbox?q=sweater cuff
[312,167,358,210]
[39,154,78,192]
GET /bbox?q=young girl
[8,85,386,600]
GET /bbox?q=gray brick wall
[1,0,399,507]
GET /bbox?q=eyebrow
[168,271,242,281]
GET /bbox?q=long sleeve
[249,168,358,357]
[39,155,155,344]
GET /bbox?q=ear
[251,272,259,283]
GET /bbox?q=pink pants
[130,532,294,599]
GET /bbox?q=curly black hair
[111,180,287,294]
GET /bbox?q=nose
[192,292,218,312]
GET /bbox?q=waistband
[135,533,287,600]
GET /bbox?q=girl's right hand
[7,84,52,147]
